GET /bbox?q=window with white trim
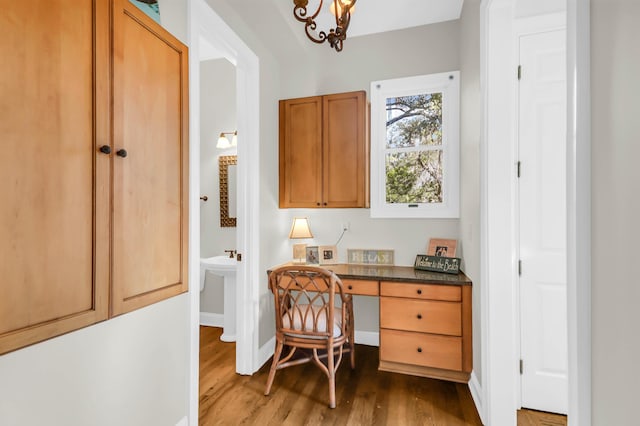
[370,72,460,218]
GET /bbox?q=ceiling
[200,0,464,61]
[312,0,464,38]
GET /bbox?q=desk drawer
[381,282,461,301]
[380,329,462,371]
[380,297,461,336]
[341,279,379,296]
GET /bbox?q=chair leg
[327,345,336,408]
[264,340,284,396]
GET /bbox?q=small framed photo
[305,246,320,264]
[427,238,457,258]
[319,245,338,265]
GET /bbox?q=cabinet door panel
[0,0,110,354]
[111,0,189,315]
[279,97,323,207]
[323,91,367,207]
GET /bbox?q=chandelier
[293,0,357,52]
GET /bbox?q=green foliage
[385,93,443,203]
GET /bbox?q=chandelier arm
[293,0,323,23]
[292,0,355,52]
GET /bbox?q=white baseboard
[355,330,379,346]
[199,312,224,328]
[468,371,485,425]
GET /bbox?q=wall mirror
[219,155,237,227]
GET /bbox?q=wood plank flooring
[200,326,480,425]
[199,326,567,426]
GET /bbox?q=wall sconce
[217,130,237,149]
[289,217,313,263]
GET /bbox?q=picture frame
[319,245,338,265]
[292,243,307,264]
[305,246,320,264]
[427,238,457,257]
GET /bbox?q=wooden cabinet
[279,91,369,208]
[0,0,188,355]
[111,0,189,316]
[378,281,472,383]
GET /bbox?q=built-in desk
[268,264,472,383]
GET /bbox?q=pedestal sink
[200,255,237,342]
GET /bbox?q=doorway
[481,0,591,424]
[188,0,261,422]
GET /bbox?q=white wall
[0,295,190,426]
[591,0,640,423]
[199,58,237,314]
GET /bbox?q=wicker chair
[264,265,355,408]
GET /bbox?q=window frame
[370,71,460,218]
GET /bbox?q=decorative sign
[414,254,461,275]
[347,249,394,266]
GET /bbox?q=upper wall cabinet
[0,0,188,355]
[279,91,369,208]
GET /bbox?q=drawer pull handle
[417,314,422,319]
[417,347,423,353]
[348,285,353,290]
[417,289,422,295]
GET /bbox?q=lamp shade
[289,217,313,239]
[217,133,231,149]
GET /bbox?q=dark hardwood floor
[199,326,567,426]
[199,326,481,425]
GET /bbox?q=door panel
[518,29,568,414]
[0,0,110,354]
[111,0,189,315]
[323,91,366,207]
[279,97,323,207]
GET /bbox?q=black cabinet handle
[417,314,422,320]
[348,285,353,290]
[116,148,128,158]
[99,145,111,154]
[316,202,321,206]
[417,289,422,295]
[417,347,423,353]
[323,202,327,206]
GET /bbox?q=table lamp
[289,217,313,263]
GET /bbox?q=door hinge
[519,359,524,374]
[518,260,522,276]
[517,65,522,80]
[517,161,521,178]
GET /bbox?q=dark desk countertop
[269,263,472,286]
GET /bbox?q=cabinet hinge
[517,65,522,80]
[518,260,522,276]
[517,161,521,178]
[519,359,524,374]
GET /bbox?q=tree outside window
[370,72,459,218]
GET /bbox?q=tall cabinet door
[111,0,189,316]
[0,0,111,354]
[279,96,323,208]
[323,91,368,207]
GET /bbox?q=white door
[518,29,568,415]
